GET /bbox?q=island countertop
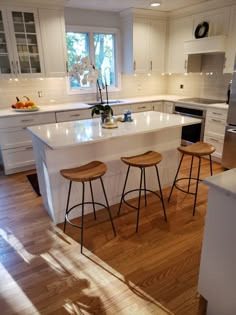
[27,111,201,150]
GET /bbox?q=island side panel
[34,127,181,224]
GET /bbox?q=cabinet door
[0,8,15,77]
[153,101,163,112]
[166,16,193,73]
[7,7,45,77]
[133,18,150,73]
[149,19,166,73]
[224,5,236,73]
[56,109,91,122]
[162,101,174,114]
[38,8,67,77]
[131,102,153,112]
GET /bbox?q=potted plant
[91,103,113,123]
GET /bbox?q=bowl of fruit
[11,96,39,112]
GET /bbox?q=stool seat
[121,151,162,168]
[60,161,107,182]
[177,141,215,157]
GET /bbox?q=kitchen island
[28,111,200,224]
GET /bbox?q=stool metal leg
[100,177,116,237]
[117,166,130,216]
[80,182,85,253]
[136,168,143,233]
[168,154,185,202]
[155,165,167,221]
[193,157,201,216]
[143,168,147,206]
[209,154,213,176]
[89,181,96,220]
[64,180,72,233]
[188,156,194,193]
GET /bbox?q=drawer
[1,145,35,171]
[204,134,224,155]
[0,127,32,149]
[112,104,131,115]
[205,117,226,136]
[131,102,153,112]
[206,108,227,120]
[56,109,90,122]
[0,112,56,128]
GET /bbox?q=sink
[86,100,124,106]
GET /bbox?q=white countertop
[28,111,201,150]
[0,94,228,118]
[204,168,236,199]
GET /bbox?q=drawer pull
[71,114,81,117]
[21,119,34,122]
[25,146,33,150]
[137,106,146,109]
[211,119,224,123]
[209,138,220,143]
[212,112,222,116]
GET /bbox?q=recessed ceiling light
[150,2,161,7]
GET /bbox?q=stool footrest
[65,201,108,229]
[122,188,162,210]
[174,177,203,196]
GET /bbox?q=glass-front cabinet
[0,7,44,77]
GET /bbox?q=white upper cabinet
[0,6,45,78]
[38,8,67,77]
[121,13,167,74]
[224,5,236,73]
[166,16,194,74]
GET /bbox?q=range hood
[184,35,227,55]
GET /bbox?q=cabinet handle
[71,114,81,117]
[11,61,15,74]
[150,60,152,71]
[184,59,187,69]
[209,137,220,143]
[21,119,34,122]
[133,60,136,71]
[25,146,33,150]
[212,112,222,116]
[211,118,224,123]
[66,61,69,74]
[16,60,20,74]
[137,106,146,109]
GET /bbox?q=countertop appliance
[222,61,236,169]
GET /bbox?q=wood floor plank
[0,156,225,314]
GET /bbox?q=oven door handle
[228,128,236,134]
[173,111,203,119]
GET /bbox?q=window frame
[65,25,121,95]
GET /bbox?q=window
[66,26,120,94]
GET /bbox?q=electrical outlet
[180,84,184,89]
[38,91,43,98]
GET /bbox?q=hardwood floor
[0,156,224,314]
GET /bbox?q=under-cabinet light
[150,2,161,7]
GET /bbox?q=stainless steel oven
[174,104,206,146]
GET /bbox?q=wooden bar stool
[60,161,116,253]
[117,151,167,232]
[168,141,216,215]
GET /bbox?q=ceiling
[64,0,210,12]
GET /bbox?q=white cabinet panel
[112,104,131,115]
[0,126,31,149]
[224,5,236,73]
[163,101,174,114]
[0,112,56,128]
[38,8,67,77]
[131,102,153,112]
[166,16,194,74]
[56,109,90,122]
[153,101,163,112]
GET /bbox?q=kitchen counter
[28,111,201,150]
[0,94,228,117]
[198,168,236,315]
[28,111,200,224]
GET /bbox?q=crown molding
[120,8,167,20]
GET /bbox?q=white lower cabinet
[153,101,174,114]
[153,101,163,112]
[204,108,227,162]
[0,112,56,174]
